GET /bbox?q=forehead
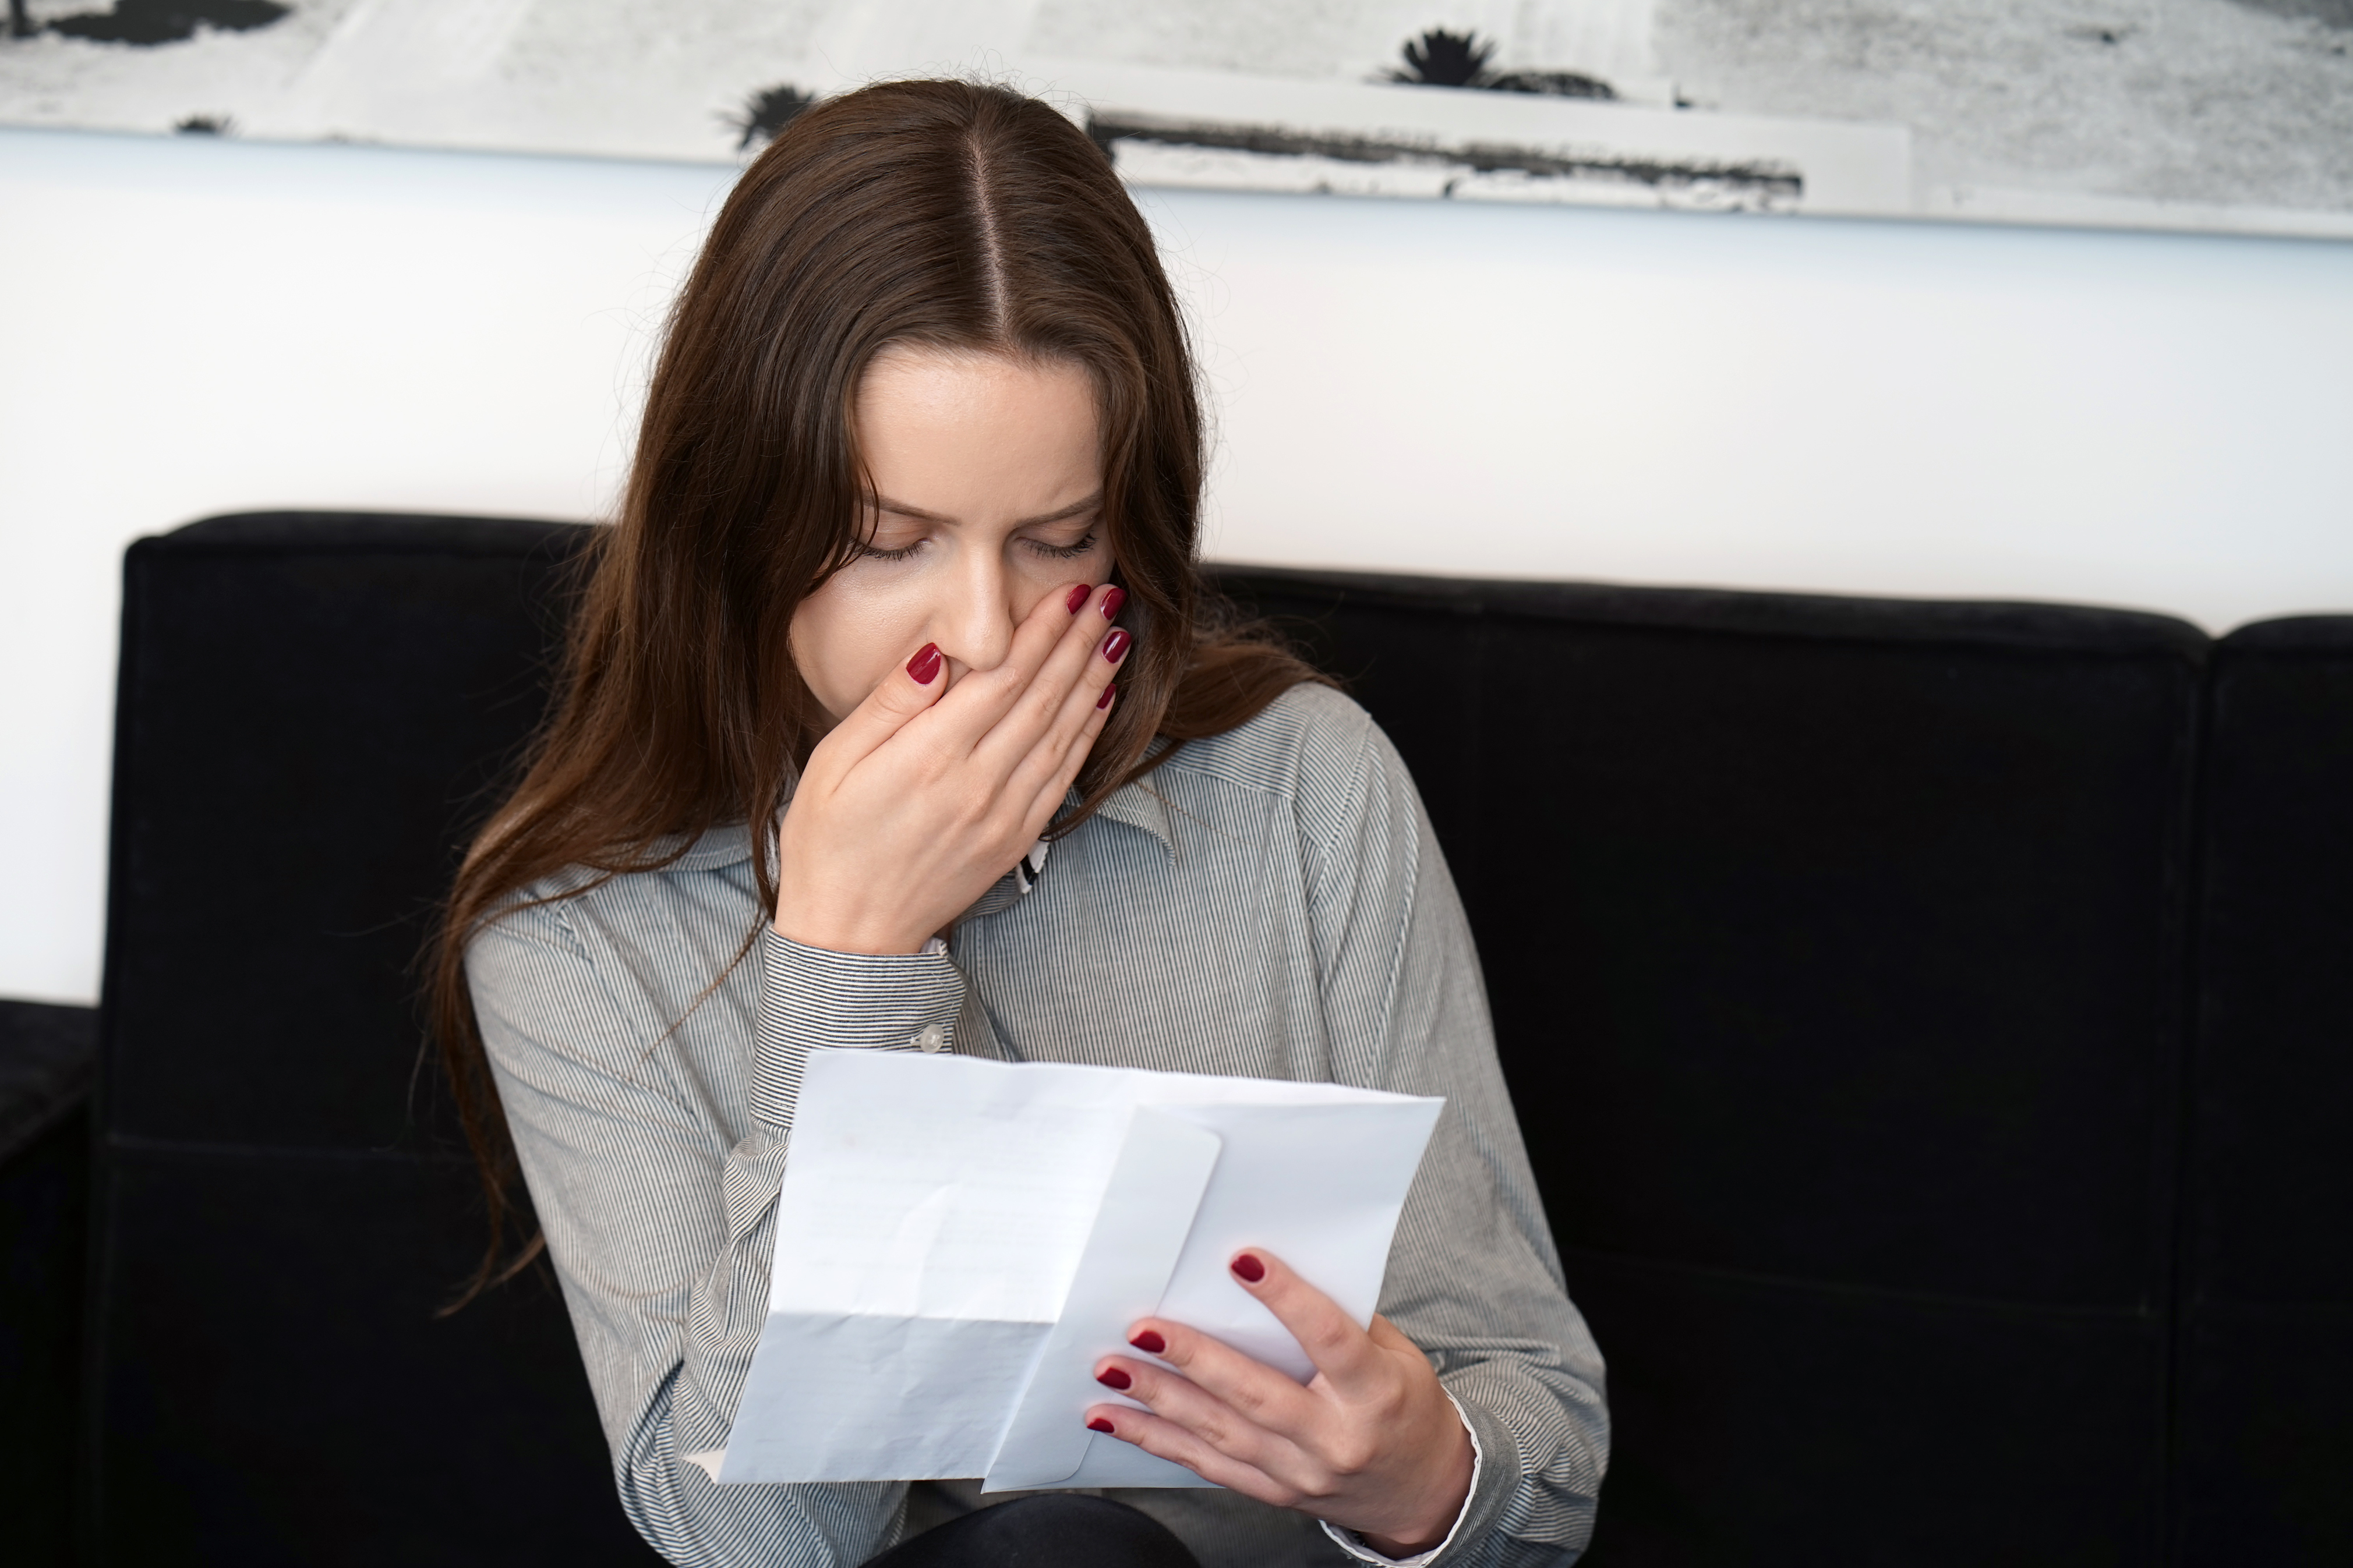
[856,346,1097,454]
[853,349,1101,521]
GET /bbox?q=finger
[1114,1318,1319,1443]
[801,639,951,778]
[925,579,1105,752]
[969,583,1122,776]
[1225,1250,1389,1398]
[1093,1351,1313,1476]
[1047,620,1129,751]
[1017,700,1111,843]
[1081,1404,1306,1511]
[1009,632,1125,837]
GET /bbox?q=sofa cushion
[2175,615,2353,1565]
[94,512,657,1565]
[1212,567,2209,1566]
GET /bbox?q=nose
[932,541,1018,678]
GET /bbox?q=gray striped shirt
[468,684,1607,1568]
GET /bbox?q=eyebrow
[872,493,1103,528]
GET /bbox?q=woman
[436,79,1606,1568]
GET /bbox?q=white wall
[4,125,2350,1006]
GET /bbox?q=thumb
[811,640,949,776]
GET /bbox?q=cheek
[789,579,923,719]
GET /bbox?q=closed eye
[855,537,927,562]
[1026,531,1098,561]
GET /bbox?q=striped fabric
[468,684,1607,1568]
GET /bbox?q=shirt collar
[665,822,754,872]
[1094,777,1175,858]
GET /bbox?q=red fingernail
[1102,628,1130,664]
[906,643,942,684]
[1101,586,1126,620]
[1129,1330,1166,1354]
[1097,684,1117,712]
[1231,1252,1266,1283]
[1066,584,1090,614]
[1096,1367,1132,1390]
[1087,1417,1116,1434]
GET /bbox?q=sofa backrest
[89,514,2351,1566]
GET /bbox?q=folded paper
[689,1049,1443,1489]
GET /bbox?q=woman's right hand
[771,582,1129,954]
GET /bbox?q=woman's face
[789,345,1112,724]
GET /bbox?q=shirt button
[913,1023,947,1053]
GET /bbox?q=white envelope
[689,1049,1443,1490]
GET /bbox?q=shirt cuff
[748,928,966,1131]
[1319,1392,1484,1567]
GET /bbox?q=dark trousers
[863,1494,1203,1568]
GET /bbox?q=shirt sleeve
[1298,707,1610,1566]
[467,898,967,1567]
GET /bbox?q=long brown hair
[430,79,1323,1303]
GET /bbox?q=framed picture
[4,0,2348,238]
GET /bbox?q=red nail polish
[1066,583,1091,614]
[1231,1252,1266,1284]
[906,643,942,684]
[1102,628,1130,664]
[1097,684,1116,712]
[1129,1330,1166,1354]
[1101,586,1126,620]
[1087,1417,1116,1434]
[1096,1367,1132,1390]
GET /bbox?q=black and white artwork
[3,0,2349,238]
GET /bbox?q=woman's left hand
[1085,1250,1475,1559]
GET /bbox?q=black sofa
[5,510,2348,1565]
